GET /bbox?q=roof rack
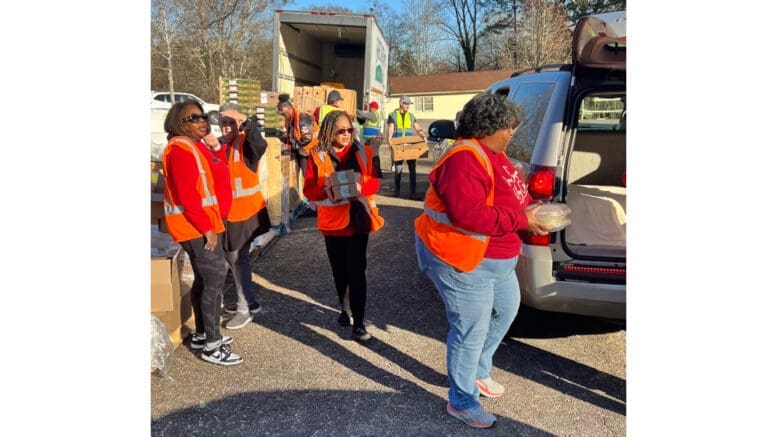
[510,64,571,77]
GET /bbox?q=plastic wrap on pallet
[151,314,174,380]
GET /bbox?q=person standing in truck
[216,103,271,330]
[387,96,425,199]
[315,90,344,124]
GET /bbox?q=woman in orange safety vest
[414,93,550,428]
[162,101,243,367]
[302,110,384,342]
[216,103,272,330]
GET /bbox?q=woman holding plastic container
[303,110,384,342]
[414,93,551,428]
[162,101,242,366]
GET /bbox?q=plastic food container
[531,202,571,232]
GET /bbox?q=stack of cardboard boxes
[150,161,195,349]
[326,169,360,202]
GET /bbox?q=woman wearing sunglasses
[162,101,242,366]
[302,110,384,341]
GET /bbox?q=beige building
[385,69,514,126]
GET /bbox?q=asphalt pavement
[151,156,626,436]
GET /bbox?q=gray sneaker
[225,311,253,330]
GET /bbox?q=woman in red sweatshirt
[414,93,551,428]
[303,110,384,341]
[162,101,241,366]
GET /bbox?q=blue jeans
[415,233,520,410]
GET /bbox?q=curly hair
[315,110,353,153]
[164,100,206,140]
[455,93,522,139]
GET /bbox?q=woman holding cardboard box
[162,101,242,366]
[302,110,384,341]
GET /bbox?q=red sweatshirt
[166,140,232,234]
[428,140,533,259]
[303,143,380,236]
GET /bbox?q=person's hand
[524,201,552,236]
[203,133,220,149]
[204,229,218,251]
[220,109,247,127]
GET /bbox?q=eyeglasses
[182,114,208,123]
[335,127,354,135]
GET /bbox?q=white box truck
[271,10,389,109]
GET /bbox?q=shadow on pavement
[151,389,555,436]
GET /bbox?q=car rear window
[506,83,555,163]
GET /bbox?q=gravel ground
[151,156,626,436]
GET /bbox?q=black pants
[393,159,417,195]
[181,235,228,343]
[324,234,369,328]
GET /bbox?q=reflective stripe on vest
[392,109,414,137]
[362,111,382,136]
[414,139,494,271]
[422,205,488,242]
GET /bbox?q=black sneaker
[200,343,243,366]
[249,302,262,314]
[352,326,372,341]
[190,333,233,350]
[222,304,238,315]
[337,311,351,327]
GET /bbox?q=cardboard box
[151,257,174,313]
[390,135,429,161]
[331,182,360,201]
[326,169,358,186]
[260,91,279,107]
[151,249,195,350]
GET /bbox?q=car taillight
[527,165,556,199]
[520,166,557,246]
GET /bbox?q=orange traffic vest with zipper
[162,136,225,242]
[226,133,266,222]
[310,145,384,232]
[414,139,495,272]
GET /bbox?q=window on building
[416,96,434,112]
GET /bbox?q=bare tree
[514,0,571,69]
[563,0,625,23]
[441,0,483,71]
[151,0,184,99]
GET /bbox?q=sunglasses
[335,127,354,135]
[182,114,209,123]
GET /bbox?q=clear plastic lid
[532,202,571,232]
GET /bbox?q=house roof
[388,69,514,95]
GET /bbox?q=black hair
[164,100,206,141]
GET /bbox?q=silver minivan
[428,11,626,319]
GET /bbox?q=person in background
[303,110,384,341]
[414,93,551,427]
[162,101,242,366]
[315,90,344,124]
[387,95,426,199]
[216,103,272,330]
[278,93,318,216]
[358,101,384,178]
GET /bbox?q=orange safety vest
[310,145,384,233]
[414,139,495,272]
[226,133,266,222]
[162,136,225,243]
